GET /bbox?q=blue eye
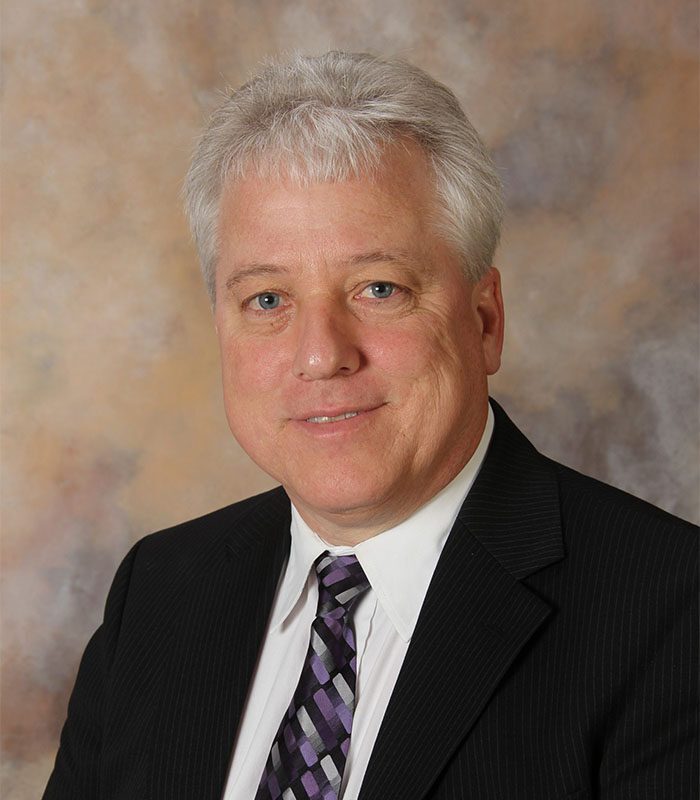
[368,282,395,299]
[255,292,281,310]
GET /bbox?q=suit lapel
[150,489,291,800]
[358,400,565,800]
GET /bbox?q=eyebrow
[348,249,414,266]
[350,249,434,281]
[224,264,287,292]
[223,249,424,292]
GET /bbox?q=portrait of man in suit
[43,51,697,800]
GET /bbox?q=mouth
[304,411,361,424]
[292,403,385,428]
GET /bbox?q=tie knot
[315,552,370,617]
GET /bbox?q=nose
[292,302,362,380]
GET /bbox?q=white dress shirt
[223,405,494,799]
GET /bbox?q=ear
[472,267,504,376]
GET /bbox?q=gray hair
[184,51,504,303]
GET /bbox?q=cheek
[366,315,478,384]
[219,339,286,455]
[220,336,289,397]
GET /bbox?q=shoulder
[137,484,289,559]
[551,458,697,538]
[114,485,290,597]
[546,458,697,594]
[98,485,290,640]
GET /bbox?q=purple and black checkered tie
[255,552,370,800]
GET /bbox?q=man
[44,51,697,800]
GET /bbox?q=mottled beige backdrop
[2,0,698,796]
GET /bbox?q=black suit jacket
[44,401,698,799]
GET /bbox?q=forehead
[217,140,440,258]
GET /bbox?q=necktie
[256,552,370,800]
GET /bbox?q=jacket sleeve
[42,542,141,800]
[598,536,699,800]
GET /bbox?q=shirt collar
[270,404,494,641]
[269,512,346,633]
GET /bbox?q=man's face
[214,142,503,541]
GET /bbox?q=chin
[286,472,394,521]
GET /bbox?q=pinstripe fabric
[357,414,698,800]
[44,492,292,800]
[43,400,698,800]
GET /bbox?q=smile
[305,411,360,424]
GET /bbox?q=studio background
[2,0,698,796]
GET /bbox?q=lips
[305,411,360,424]
[292,403,385,424]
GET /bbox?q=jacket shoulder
[549,458,698,557]
[135,487,290,576]
[99,485,290,661]
[134,484,289,567]
[552,458,697,528]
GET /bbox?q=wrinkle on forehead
[216,140,460,294]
